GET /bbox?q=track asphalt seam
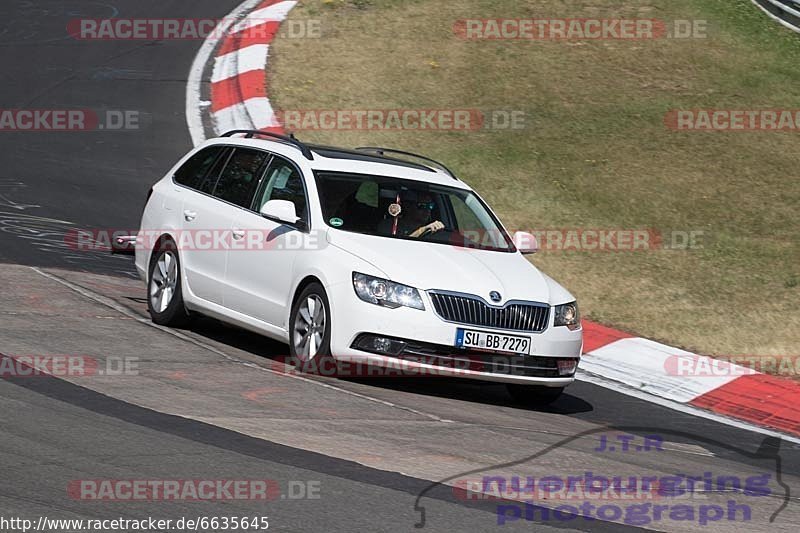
[31,266,452,424]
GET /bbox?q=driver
[381,191,445,238]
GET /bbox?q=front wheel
[506,384,564,406]
[289,282,333,372]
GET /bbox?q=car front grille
[428,292,550,333]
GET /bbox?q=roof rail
[220,130,314,160]
[354,147,457,179]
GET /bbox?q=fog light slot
[557,359,579,376]
[355,334,407,356]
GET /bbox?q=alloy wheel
[150,251,178,313]
[293,294,327,361]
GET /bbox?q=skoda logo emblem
[489,291,502,303]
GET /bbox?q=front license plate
[455,329,532,355]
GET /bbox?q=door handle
[232,228,246,240]
[183,210,197,222]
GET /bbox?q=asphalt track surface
[0,2,799,532]
[0,0,208,276]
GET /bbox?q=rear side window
[197,148,232,194]
[213,148,270,208]
[173,146,225,190]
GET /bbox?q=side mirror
[513,231,539,254]
[260,199,299,225]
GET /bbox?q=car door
[180,147,269,305]
[171,145,229,304]
[224,154,310,329]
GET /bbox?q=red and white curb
[581,320,800,441]
[186,0,294,145]
[185,1,800,442]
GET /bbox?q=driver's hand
[411,220,445,238]
[427,221,445,234]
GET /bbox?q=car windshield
[314,172,515,252]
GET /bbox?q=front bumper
[327,283,583,386]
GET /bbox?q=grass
[270,0,800,360]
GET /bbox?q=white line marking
[750,0,800,33]
[211,44,270,84]
[582,337,747,403]
[231,1,298,34]
[186,0,264,146]
[0,193,40,210]
[211,101,253,133]
[212,98,281,132]
[242,97,281,129]
[30,267,451,423]
[577,370,800,445]
[186,0,296,145]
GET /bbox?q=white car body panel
[326,229,553,303]
[136,136,583,387]
[179,188,235,305]
[224,208,299,327]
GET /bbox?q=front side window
[213,148,270,208]
[173,146,225,190]
[315,172,514,252]
[253,156,308,224]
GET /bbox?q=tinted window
[213,148,270,208]
[173,146,224,189]
[254,156,308,223]
[315,172,514,251]
[318,176,381,233]
[197,148,232,194]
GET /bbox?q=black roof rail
[354,147,458,180]
[220,130,314,160]
[306,144,434,172]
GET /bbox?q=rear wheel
[147,243,191,327]
[289,282,333,373]
[506,384,564,406]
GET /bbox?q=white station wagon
[135,131,583,404]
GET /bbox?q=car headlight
[352,273,425,310]
[554,301,580,330]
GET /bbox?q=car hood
[326,229,573,305]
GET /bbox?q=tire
[506,384,564,406]
[147,242,191,327]
[289,282,333,374]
